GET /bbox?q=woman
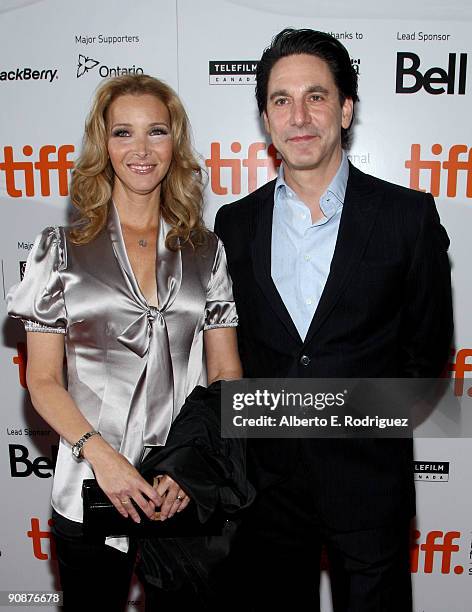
[7,74,242,610]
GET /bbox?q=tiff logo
[13,342,27,389]
[405,144,472,197]
[446,348,472,397]
[205,141,281,195]
[0,144,74,198]
[27,518,56,560]
[411,530,463,574]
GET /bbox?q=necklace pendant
[138,239,148,248]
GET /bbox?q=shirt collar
[275,151,349,219]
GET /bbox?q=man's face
[263,53,353,174]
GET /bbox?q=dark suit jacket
[214,163,453,531]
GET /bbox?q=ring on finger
[176,495,183,501]
[121,499,130,504]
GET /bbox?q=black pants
[138,526,238,612]
[52,510,137,611]
[214,458,412,612]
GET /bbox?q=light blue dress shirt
[271,152,349,340]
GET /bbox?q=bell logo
[411,530,463,574]
[396,52,467,94]
[405,144,472,197]
[205,141,281,195]
[9,444,57,478]
[447,348,472,397]
[0,144,74,198]
[27,518,56,560]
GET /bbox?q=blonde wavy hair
[70,74,206,249]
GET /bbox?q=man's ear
[262,110,270,134]
[341,97,354,130]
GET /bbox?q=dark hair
[255,28,359,148]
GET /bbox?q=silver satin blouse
[7,203,237,527]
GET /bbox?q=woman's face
[107,93,173,199]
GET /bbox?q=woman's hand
[153,474,191,520]
[83,436,162,523]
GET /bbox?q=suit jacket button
[300,355,311,366]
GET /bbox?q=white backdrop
[1,1,471,610]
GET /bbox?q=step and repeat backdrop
[1,0,471,610]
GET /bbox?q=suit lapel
[251,181,302,343]
[303,164,381,345]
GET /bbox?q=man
[214,29,453,611]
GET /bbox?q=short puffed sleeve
[204,238,238,331]
[7,226,67,334]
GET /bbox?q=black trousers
[214,456,412,612]
[52,510,137,611]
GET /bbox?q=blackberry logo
[0,68,58,83]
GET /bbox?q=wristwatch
[71,430,101,459]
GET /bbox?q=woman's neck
[112,187,160,232]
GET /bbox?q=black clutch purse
[82,478,227,539]
[82,382,254,540]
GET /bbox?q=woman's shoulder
[185,227,219,256]
[203,228,220,249]
[32,225,68,270]
[35,224,67,244]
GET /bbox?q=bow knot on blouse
[117,303,175,455]
[117,306,162,357]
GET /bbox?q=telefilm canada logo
[209,61,258,85]
[414,461,450,482]
[76,54,144,79]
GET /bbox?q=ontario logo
[77,54,99,78]
[76,54,144,79]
